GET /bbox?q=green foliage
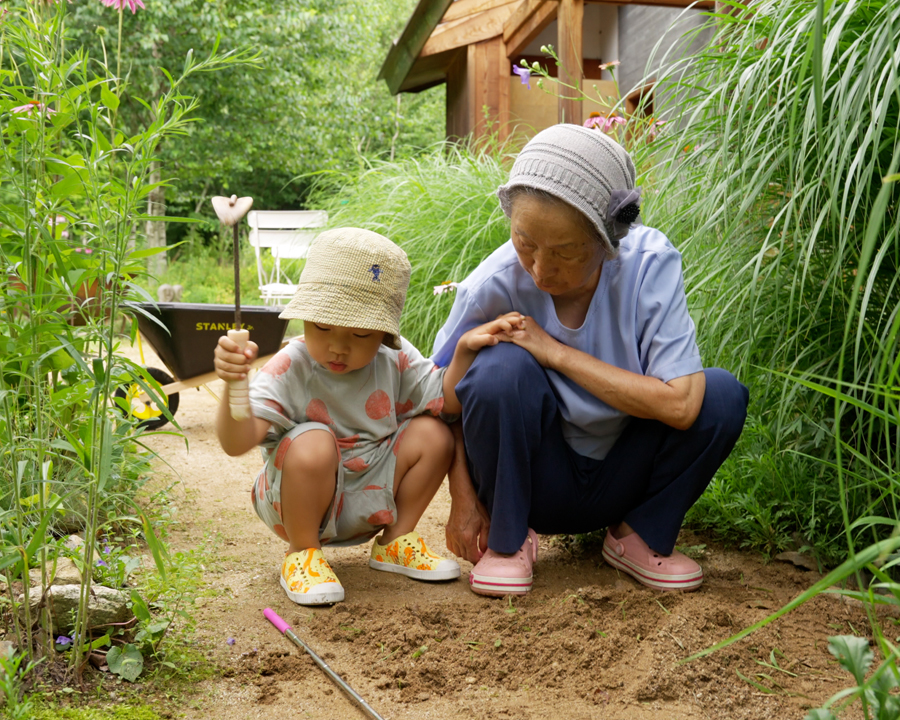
[31,706,165,720]
[310,141,511,353]
[0,0,247,679]
[639,0,900,557]
[0,647,40,720]
[65,0,445,221]
[804,635,900,720]
[106,644,144,683]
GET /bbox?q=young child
[213,227,520,605]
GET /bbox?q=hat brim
[278,283,402,350]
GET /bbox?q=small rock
[64,535,85,551]
[775,551,818,571]
[0,640,16,658]
[466,676,475,684]
[19,584,131,632]
[29,557,82,587]
[417,693,431,702]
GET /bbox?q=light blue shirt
[431,224,703,460]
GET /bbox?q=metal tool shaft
[264,608,385,720]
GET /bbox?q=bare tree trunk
[145,160,167,278]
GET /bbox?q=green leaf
[827,635,873,686]
[106,644,143,682]
[141,513,169,582]
[101,84,120,111]
[130,590,152,624]
[50,173,85,200]
[127,246,169,260]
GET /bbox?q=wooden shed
[379,0,715,143]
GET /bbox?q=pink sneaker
[469,528,538,597]
[601,529,703,591]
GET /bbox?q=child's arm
[214,334,270,456]
[441,312,523,415]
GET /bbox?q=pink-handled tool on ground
[263,608,386,720]
[211,194,254,420]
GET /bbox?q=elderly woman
[431,124,748,596]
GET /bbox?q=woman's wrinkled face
[303,322,386,374]
[509,195,605,298]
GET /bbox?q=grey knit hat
[498,124,640,256]
[279,227,410,350]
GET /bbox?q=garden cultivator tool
[211,193,254,420]
[264,608,386,720]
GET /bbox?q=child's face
[303,322,387,374]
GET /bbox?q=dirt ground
[134,344,882,720]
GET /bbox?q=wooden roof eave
[379,0,455,96]
[384,0,717,95]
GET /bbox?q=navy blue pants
[455,343,749,555]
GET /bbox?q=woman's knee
[457,342,546,406]
[702,368,749,440]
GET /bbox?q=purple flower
[227,637,235,646]
[101,0,146,13]
[513,66,531,90]
[96,559,108,567]
[56,635,72,646]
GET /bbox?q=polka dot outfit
[248,337,449,547]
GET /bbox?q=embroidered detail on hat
[369,264,381,282]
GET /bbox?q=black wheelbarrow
[118,302,289,429]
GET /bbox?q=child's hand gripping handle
[227,328,251,421]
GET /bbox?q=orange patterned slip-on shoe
[369,530,460,581]
[280,548,345,605]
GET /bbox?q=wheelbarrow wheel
[115,366,180,430]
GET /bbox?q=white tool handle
[227,328,252,421]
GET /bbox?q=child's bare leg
[381,416,453,544]
[279,429,339,553]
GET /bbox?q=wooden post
[468,36,510,145]
[557,0,583,125]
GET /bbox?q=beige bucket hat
[279,227,411,350]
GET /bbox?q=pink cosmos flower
[101,0,146,13]
[583,112,625,133]
[11,101,55,116]
[599,60,621,71]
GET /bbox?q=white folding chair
[247,210,328,305]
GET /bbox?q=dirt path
[136,345,872,720]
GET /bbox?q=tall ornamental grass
[0,0,250,694]
[310,143,511,354]
[640,2,900,715]
[635,0,900,565]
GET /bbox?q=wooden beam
[503,0,545,43]
[379,0,454,95]
[467,36,510,144]
[442,0,520,23]
[398,47,463,93]
[584,0,714,7]
[421,3,520,57]
[505,1,558,58]
[558,0,583,125]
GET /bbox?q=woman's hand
[460,312,524,352]
[502,315,563,368]
[214,334,259,382]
